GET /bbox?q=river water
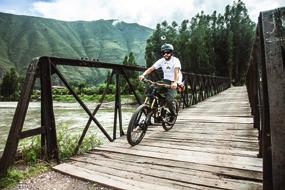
[0,101,136,151]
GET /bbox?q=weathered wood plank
[53,86,263,189]
[53,163,181,190]
[54,162,221,190]
[144,137,259,151]
[69,156,262,190]
[106,139,259,157]
[147,132,258,142]
[93,145,262,171]
[177,116,253,124]
[148,123,258,134]
[85,150,262,181]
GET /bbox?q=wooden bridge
[1,7,285,190]
[53,86,263,189]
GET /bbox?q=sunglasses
[162,51,172,55]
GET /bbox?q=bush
[0,68,19,101]
[21,136,42,162]
[95,83,116,94]
[19,124,102,162]
[122,79,144,95]
[0,124,102,188]
[80,87,97,95]
[57,124,102,159]
[53,95,75,102]
[29,81,144,102]
[52,87,70,95]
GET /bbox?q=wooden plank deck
[53,86,263,190]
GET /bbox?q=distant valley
[0,12,153,82]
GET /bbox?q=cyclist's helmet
[161,43,174,52]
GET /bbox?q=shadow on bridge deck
[53,86,262,190]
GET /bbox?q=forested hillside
[0,12,152,81]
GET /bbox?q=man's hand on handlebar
[171,82,177,90]
[139,75,145,81]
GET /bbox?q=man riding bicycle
[139,43,182,121]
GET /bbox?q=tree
[177,20,191,72]
[128,52,136,66]
[0,68,19,100]
[145,24,165,67]
[223,0,255,84]
[144,0,255,85]
[122,52,141,94]
[123,52,138,79]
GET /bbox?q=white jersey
[152,56,182,82]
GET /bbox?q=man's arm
[139,66,155,80]
[171,67,180,89]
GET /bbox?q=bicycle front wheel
[162,100,179,131]
[127,104,149,146]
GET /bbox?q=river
[0,101,136,151]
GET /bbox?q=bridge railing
[246,7,285,190]
[0,56,230,176]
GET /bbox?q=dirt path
[4,171,113,190]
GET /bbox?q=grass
[0,124,102,189]
[51,94,138,103]
[52,94,115,102]
[0,162,50,189]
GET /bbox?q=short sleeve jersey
[152,56,182,82]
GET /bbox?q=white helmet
[161,43,174,52]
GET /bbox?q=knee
[166,92,176,101]
[166,95,174,103]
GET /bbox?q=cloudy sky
[0,0,284,28]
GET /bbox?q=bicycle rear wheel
[162,100,179,131]
[127,104,149,146]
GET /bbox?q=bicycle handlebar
[142,78,185,92]
[142,78,171,88]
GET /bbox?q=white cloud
[1,0,284,28]
[31,0,196,27]
[243,0,284,22]
[0,0,39,15]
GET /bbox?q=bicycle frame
[144,82,173,125]
[127,79,178,145]
[144,86,166,110]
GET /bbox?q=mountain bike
[127,79,179,146]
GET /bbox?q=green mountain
[0,12,153,82]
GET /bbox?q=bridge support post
[0,61,37,176]
[248,8,285,190]
[39,58,59,162]
[260,8,285,190]
[113,70,123,139]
